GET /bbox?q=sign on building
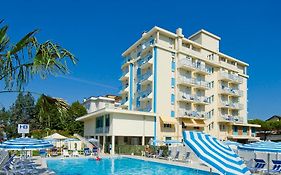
[18,124,29,134]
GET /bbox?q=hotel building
[77,26,260,154]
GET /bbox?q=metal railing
[178,93,208,104]
[137,54,152,67]
[220,71,243,83]
[178,76,209,89]
[137,71,152,83]
[138,88,152,99]
[220,115,244,123]
[221,86,243,96]
[178,58,209,74]
[220,101,243,109]
[178,109,206,119]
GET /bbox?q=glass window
[243,126,248,133]
[171,59,175,72]
[105,115,110,127]
[171,78,175,88]
[171,111,175,117]
[171,94,175,105]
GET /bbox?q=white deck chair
[63,149,70,157]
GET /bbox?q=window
[171,111,175,117]
[164,124,172,128]
[207,95,214,103]
[137,83,141,92]
[171,78,175,88]
[243,126,248,133]
[165,137,172,141]
[208,81,214,88]
[171,58,175,72]
[96,116,103,128]
[233,126,238,132]
[136,97,140,107]
[105,114,110,127]
[171,94,175,105]
[207,109,214,119]
[206,66,214,74]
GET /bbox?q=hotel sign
[18,124,29,134]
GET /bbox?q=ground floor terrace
[76,107,261,153]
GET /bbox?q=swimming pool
[47,157,211,175]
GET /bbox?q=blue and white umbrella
[0,137,53,150]
[238,141,281,173]
[224,140,242,147]
[183,131,250,175]
[238,141,281,153]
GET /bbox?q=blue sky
[0,0,280,120]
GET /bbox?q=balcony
[137,54,152,68]
[137,71,152,84]
[120,98,129,107]
[177,76,209,90]
[178,59,209,75]
[137,105,152,112]
[119,68,129,81]
[121,57,131,68]
[138,88,152,100]
[220,86,243,97]
[178,109,206,119]
[219,101,243,110]
[219,115,244,123]
[219,71,243,84]
[119,84,129,95]
[178,93,209,105]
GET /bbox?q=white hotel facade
[77,27,260,154]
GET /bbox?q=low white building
[76,107,155,154]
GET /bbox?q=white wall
[112,113,154,137]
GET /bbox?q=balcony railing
[138,105,152,112]
[122,57,131,66]
[137,71,152,83]
[221,86,243,96]
[137,54,152,67]
[138,88,152,99]
[96,127,103,134]
[220,71,243,83]
[178,93,209,104]
[220,115,243,123]
[178,76,209,89]
[220,101,243,109]
[178,109,206,119]
[121,98,128,105]
[178,59,209,74]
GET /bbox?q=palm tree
[0,19,76,113]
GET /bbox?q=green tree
[66,101,87,135]
[0,20,76,121]
[8,92,37,137]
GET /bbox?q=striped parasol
[0,137,53,150]
[183,131,250,175]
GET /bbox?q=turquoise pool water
[47,157,211,175]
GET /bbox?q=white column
[142,136,145,146]
[111,136,115,155]
[102,136,106,154]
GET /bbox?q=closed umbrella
[0,137,53,150]
[183,131,251,175]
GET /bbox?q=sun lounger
[172,151,180,161]
[84,148,91,156]
[267,160,281,174]
[181,152,191,163]
[39,149,47,157]
[63,149,70,157]
[153,150,163,158]
[249,159,266,173]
